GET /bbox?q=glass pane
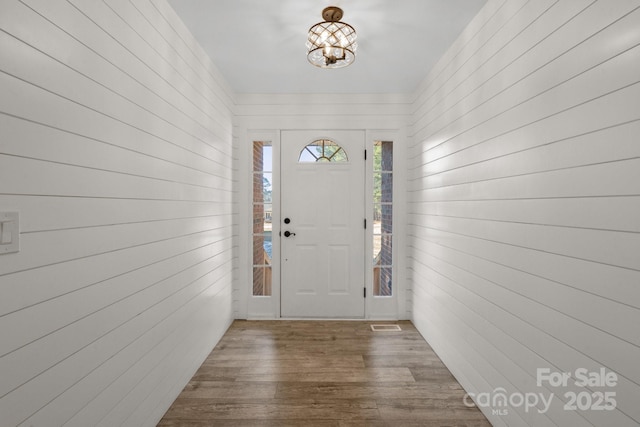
[373,267,392,296]
[325,146,347,162]
[375,140,393,171]
[253,266,272,296]
[263,172,274,203]
[252,232,272,262]
[373,233,381,262]
[373,266,392,296]
[253,172,273,203]
[262,143,272,171]
[380,204,392,234]
[381,172,392,203]
[373,144,382,171]
[374,233,392,264]
[252,234,265,266]
[380,234,392,264]
[374,172,392,203]
[252,141,272,171]
[373,203,393,226]
[262,232,272,261]
[299,148,318,162]
[253,200,264,232]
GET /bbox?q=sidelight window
[252,141,272,296]
[373,141,393,296]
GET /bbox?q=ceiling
[167,0,487,94]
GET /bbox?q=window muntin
[298,139,348,162]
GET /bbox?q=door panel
[281,130,365,318]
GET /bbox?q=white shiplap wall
[0,1,234,426]
[234,93,412,131]
[408,0,640,426]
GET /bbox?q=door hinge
[364,219,367,229]
[364,287,367,298]
[364,149,367,160]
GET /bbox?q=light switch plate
[0,211,19,254]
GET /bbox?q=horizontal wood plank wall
[234,93,412,130]
[407,0,640,426]
[0,1,235,426]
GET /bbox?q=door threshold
[277,317,365,321]
[247,317,401,321]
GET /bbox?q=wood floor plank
[410,366,461,383]
[378,402,492,421]
[232,367,416,383]
[202,355,365,368]
[158,321,491,426]
[363,354,443,367]
[276,382,466,400]
[179,381,277,399]
[161,399,380,420]
[190,367,414,382]
[158,420,339,427]
[339,421,491,427]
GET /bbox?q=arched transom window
[298,139,348,163]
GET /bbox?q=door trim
[246,130,281,319]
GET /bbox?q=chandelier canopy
[306,6,357,69]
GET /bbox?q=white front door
[281,130,365,318]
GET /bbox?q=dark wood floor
[158,320,491,426]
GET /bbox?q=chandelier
[306,6,357,69]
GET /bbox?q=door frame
[243,129,404,320]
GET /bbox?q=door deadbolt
[284,218,291,224]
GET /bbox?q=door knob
[284,231,296,237]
